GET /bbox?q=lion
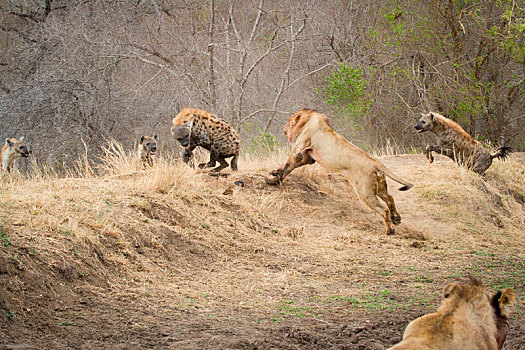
[265,108,413,235]
[414,112,511,175]
[388,278,516,350]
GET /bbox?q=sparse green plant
[318,62,371,133]
[274,299,315,319]
[377,268,391,276]
[248,129,281,155]
[1,230,11,247]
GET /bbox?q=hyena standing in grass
[1,137,31,172]
[414,112,511,175]
[171,108,240,172]
[137,135,158,167]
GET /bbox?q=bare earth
[0,153,524,349]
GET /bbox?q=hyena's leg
[471,152,492,175]
[183,148,196,168]
[376,172,401,225]
[426,145,436,163]
[199,153,217,169]
[265,148,316,185]
[355,179,394,235]
[211,156,229,172]
[230,155,239,171]
[426,145,455,163]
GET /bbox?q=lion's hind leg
[376,172,401,225]
[355,179,395,235]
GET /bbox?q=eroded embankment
[0,154,524,349]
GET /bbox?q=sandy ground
[0,153,524,349]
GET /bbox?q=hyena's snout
[21,146,31,157]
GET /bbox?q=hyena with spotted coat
[171,108,240,172]
[1,137,31,172]
[414,112,511,175]
[137,135,158,167]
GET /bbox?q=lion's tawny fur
[388,279,516,350]
[266,108,413,235]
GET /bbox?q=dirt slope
[1,153,524,349]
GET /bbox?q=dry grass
[0,144,524,348]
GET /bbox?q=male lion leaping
[265,108,413,235]
[414,112,511,175]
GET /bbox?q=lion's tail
[491,145,512,161]
[378,166,414,191]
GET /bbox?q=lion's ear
[498,288,516,308]
[443,283,459,299]
[291,113,302,127]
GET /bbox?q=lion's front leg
[265,148,316,185]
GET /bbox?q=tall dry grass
[1,140,524,328]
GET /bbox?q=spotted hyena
[1,137,31,172]
[171,108,240,172]
[137,135,158,167]
[414,112,511,175]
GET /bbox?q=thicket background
[0,0,523,168]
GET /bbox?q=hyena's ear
[184,119,194,128]
[6,138,13,147]
[140,136,145,144]
[19,136,24,142]
[153,134,158,140]
[429,112,435,121]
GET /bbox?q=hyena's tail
[377,166,414,191]
[491,146,512,161]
